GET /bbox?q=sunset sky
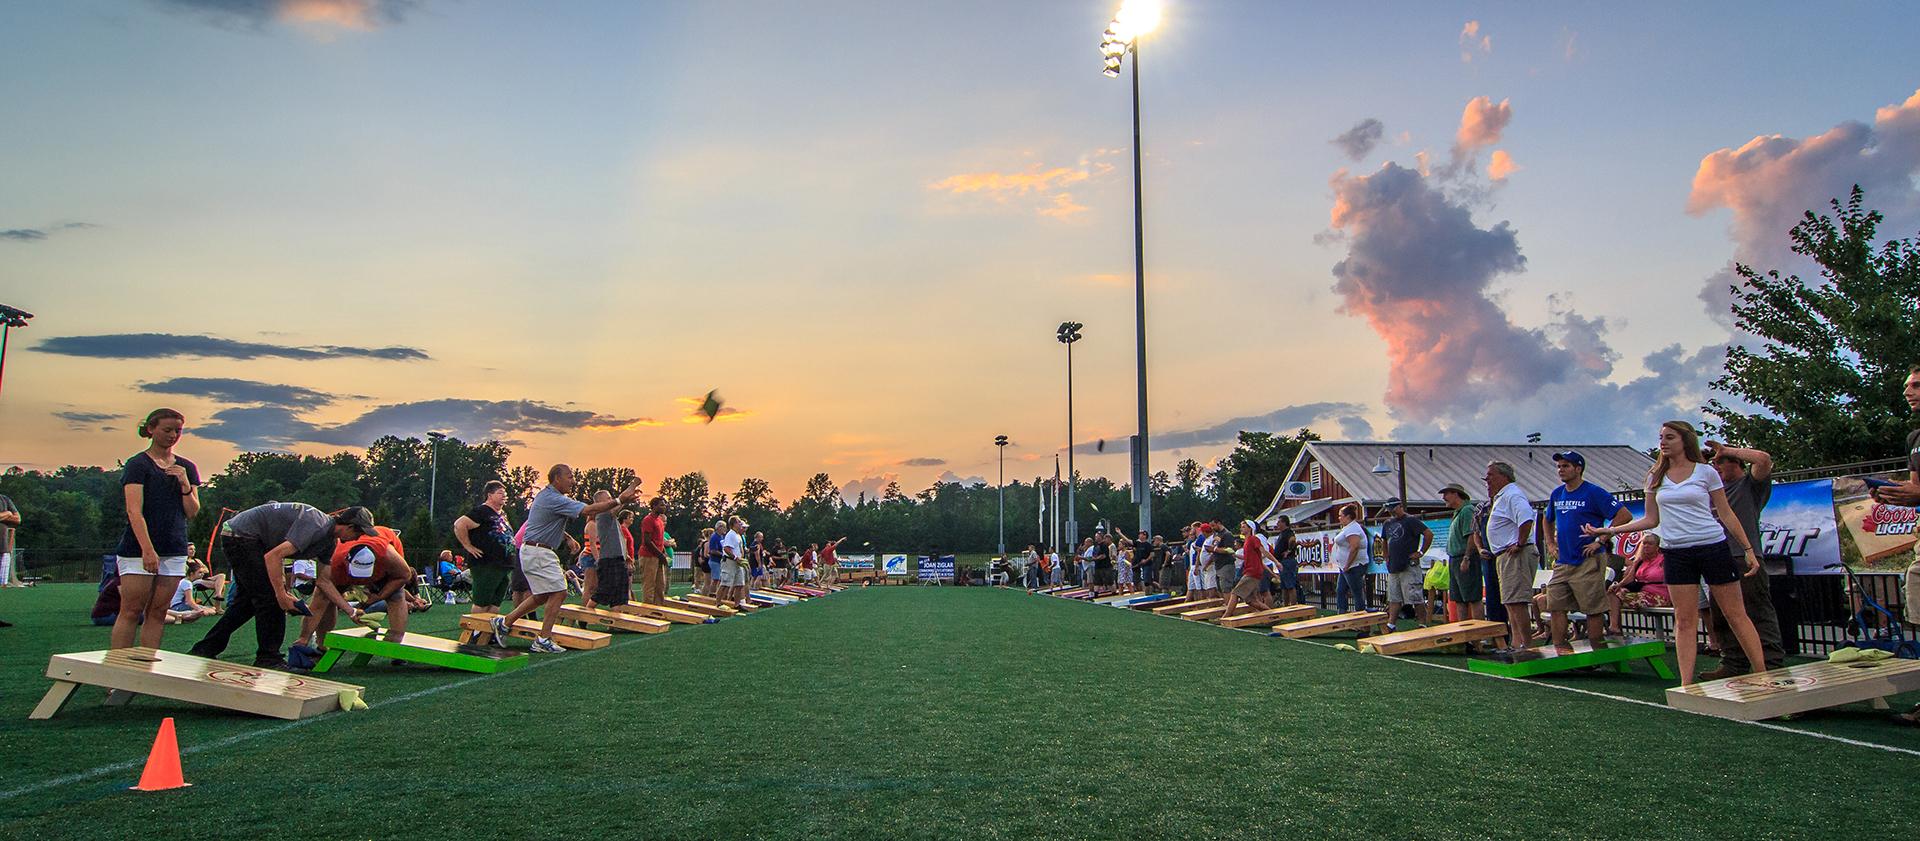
[5,1,1920,503]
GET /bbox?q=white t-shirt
[720,530,744,559]
[1655,462,1727,549]
[1331,522,1369,570]
[1487,483,1533,553]
[170,578,195,608]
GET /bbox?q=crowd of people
[57,409,864,665]
[14,369,1920,723]
[1011,417,1861,689]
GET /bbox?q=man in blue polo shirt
[1541,451,1631,649]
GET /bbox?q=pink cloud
[1488,149,1520,181]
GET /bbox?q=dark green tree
[1708,187,1920,467]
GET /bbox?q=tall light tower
[0,304,34,401]
[1057,321,1083,549]
[994,435,1009,556]
[1102,0,1162,537]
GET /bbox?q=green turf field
[1,584,1916,840]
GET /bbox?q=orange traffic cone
[131,717,190,791]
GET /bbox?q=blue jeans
[1481,556,1507,623]
[1336,567,1370,612]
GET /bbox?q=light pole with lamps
[1101,0,1161,537]
[994,435,1009,556]
[1056,321,1083,550]
[0,304,34,401]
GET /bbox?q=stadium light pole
[1102,0,1161,538]
[994,435,1010,556]
[0,304,34,401]
[1057,321,1083,549]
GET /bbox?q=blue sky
[4,1,1919,500]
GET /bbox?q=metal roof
[1261,441,1656,518]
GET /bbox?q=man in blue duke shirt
[1541,451,1632,649]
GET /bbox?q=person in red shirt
[798,545,817,583]
[819,537,845,586]
[298,525,415,649]
[1219,521,1274,619]
[637,497,670,606]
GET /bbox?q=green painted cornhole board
[1467,636,1674,679]
[314,626,528,674]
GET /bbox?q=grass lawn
[0,584,1916,840]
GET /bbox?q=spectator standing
[1542,451,1630,649]
[454,481,515,615]
[110,408,202,651]
[1440,484,1484,627]
[1586,421,1767,684]
[1485,461,1538,652]
[591,490,634,608]
[0,491,19,589]
[1380,498,1432,632]
[1699,441,1786,678]
[1331,504,1370,613]
[637,497,670,606]
[1271,518,1300,606]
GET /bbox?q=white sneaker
[530,637,564,654]
[489,615,511,646]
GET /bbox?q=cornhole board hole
[31,648,365,721]
[1154,598,1223,616]
[315,626,528,675]
[1469,637,1674,679]
[459,613,612,650]
[1664,658,1920,721]
[557,605,671,634]
[667,598,735,618]
[1273,611,1389,638]
[1110,593,1173,608]
[1217,604,1318,628]
[1357,620,1507,655]
[616,602,716,625]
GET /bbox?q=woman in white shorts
[111,408,202,650]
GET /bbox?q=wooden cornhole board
[750,590,797,604]
[688,593,757,612]
[1468,637,1673,679]
[1357,620,1506,655]
[1092,592,1137,603]
[557,605,671,634]
[1053,588,1092,599]
[615,602,716,625]
[459,613,613,649]
[1154,598,1223,616]
[667,598,735,618]
[1217,604,1318,628]
[781,585,828,596]
[1273,611,1389,638]
[1181,605,1233,621]
[1110,593,1173,608]
[1664,658,1920,721]
[315,626,528,675]
[31,648,364,721]
[770,587,816,599]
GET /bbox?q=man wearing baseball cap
[1439,483,1486,633]
[1543,451,1631,650]
[1380,497,1433,632]
[190,502,378,668]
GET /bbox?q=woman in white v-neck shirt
[1585,420,1766,684]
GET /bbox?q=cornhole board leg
[29,681,79,720]
[311,648,345,674]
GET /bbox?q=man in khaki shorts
[1484,461,1538,652]
[1541,451,1632,649]
[492,465,640,653]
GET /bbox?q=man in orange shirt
[297,524,415,650]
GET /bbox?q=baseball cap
[1553,450,1586,468]
[1438,482,1472,499]
[1384,497,1404,509]
[334,506,378,537]
[346,545,377,578]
